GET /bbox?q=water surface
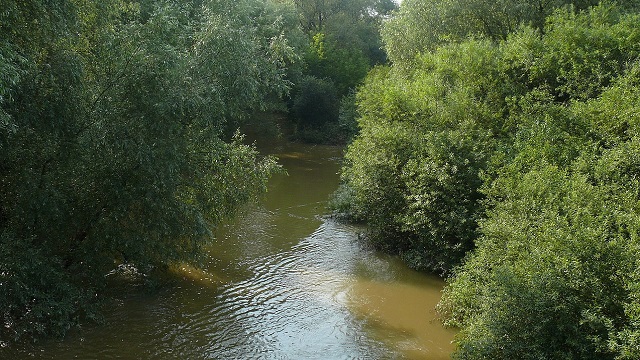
[2,143,455,359]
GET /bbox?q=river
[3,143,455,359]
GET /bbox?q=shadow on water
[1,142,455,359]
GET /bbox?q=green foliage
[573,62,640,146]
[340,1,640,357]
[1,0,296,342]
[337,92,360,142]
[287,0,397,143]
[382,0,640,68]
[441,153,640,359]
[435,6,640,360]
[305,32,370,96]
[339,38,505,274]
[501,3,640,101]
[294,0,396,35]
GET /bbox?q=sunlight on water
[1,142,455,360]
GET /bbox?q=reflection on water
[2,143,455,359]
[348,262,457,359]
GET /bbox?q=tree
[382,0,640,67]
[287,0,397,143]
[1,0,298,342]
[340,38,502,274]
[305,32,370,96]
[439,152,640,359]
[436,5,640,358]
[293,0,395,34]
[291,75,340,142]
[338,3,640,356]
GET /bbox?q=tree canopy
[336,1,640,357]
[382,0,640,66]
[287,0,397,143]
[1,0,299,342]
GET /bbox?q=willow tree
[431,4,640,358]
[0,0,300,342]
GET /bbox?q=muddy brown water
[3,143,455,359]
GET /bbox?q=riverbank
[1,143,454,359]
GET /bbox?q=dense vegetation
[287,0,397,143]
[0,0,396,344]
[336,0,640,357]
[0,0,303,342]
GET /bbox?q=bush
[440,39,640,360]
[340,3,640,356]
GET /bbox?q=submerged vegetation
[336,0,640,357]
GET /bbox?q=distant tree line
[286,0,397,143]
[334,0,640,358]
